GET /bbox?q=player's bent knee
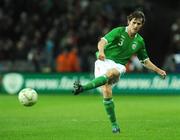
[106,68,120,78]
[106,68,120,84]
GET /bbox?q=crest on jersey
[132,43,137,50]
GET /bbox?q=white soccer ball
[18,88,38,106]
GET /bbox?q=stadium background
[0,0,180,140]
[0,0,180,93]
[0,0,179,73]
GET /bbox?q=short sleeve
[103,27,121,43]
[137,41,149,63]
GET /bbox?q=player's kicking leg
[73,80,83,95]
[72,75,109,95]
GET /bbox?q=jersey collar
[125,26,137,38]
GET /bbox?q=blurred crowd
[0,0,179,73]
[163,17,180,72]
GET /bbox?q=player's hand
[158,69,166,79]
[98,52,106,61]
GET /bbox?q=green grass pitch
[0,93,180,140]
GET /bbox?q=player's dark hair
[127,10,145,24]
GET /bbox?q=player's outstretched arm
[143,59,167,79]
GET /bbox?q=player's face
[128,18,143,35]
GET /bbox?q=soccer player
[73,10,166,133]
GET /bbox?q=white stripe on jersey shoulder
[125,26,128,32]
[101,37,108,43]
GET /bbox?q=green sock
[103,98,117,125]
[82,75,108,91]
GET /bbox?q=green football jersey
[96,27,149,65]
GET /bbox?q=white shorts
[94,59,126,78]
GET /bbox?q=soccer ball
[18,88,38,106]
